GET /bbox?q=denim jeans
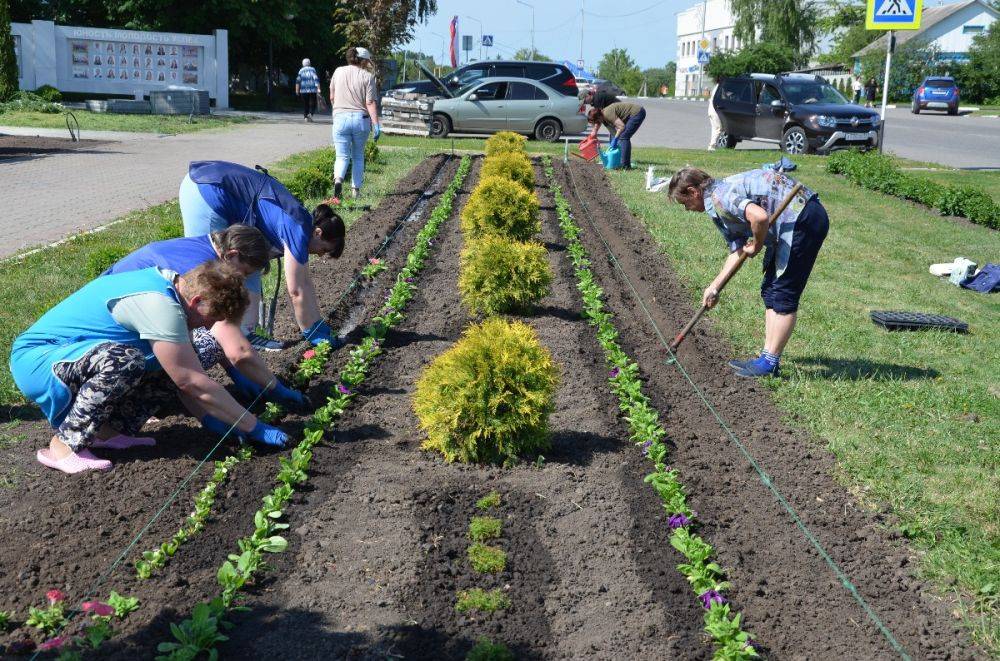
[332,111,370,190]
[617,107,646,169]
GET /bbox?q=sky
[403,0,966,72]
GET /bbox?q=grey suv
[713,73,881,154]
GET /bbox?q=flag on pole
[449,16,459,68]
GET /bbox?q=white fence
[11,20,228,108]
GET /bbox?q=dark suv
[713,73,881,154]
[391,61,578,98]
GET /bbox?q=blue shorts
[761,198,829,314]
[178,174,263,293]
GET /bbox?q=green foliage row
[827,150,1000,230]
[156,157,472,659]
[461,175,541,240]
[544,157,758,660]
[414,317,558,465]
[0,90,63,114]
[484,131,527,157]
[459,235,552,316]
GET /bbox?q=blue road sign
[866,0,923,30]
[696,49,711,65]
[482,35,493,47]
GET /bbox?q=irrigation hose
[562,162,912,661]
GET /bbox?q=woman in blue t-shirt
[178,160,345,351]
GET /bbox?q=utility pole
[579,1,585,67]
[517,0,535,58]
[697,0,708,97]
[879,30,894,153]
[466,16,483,61]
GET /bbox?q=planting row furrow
[152,155,472,660]
[543,156,759,661]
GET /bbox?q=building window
[725,35,730,50]
[962,25,985,34]
[713,36,718,51]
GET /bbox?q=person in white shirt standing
[295,58,321,122]
[707,81,721,150]
[328,47,382,203]
[851,75,863,104]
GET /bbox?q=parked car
[911,76,959,115]
[391,60,579,98]
[575,77,623,98]
[713,73,881,154]
[425,71,588,141]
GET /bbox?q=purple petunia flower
[641,440,653,456]
[744,637,761,651]
[667,513,691,528]
[336,384,351,395]
[699,590,726,609]
[405,277,414,283]
[609,367,620,378]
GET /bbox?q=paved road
[631,98,1000,168]
[0,120,331,259]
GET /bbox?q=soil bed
[552,159,977,660]
[0,134,112,160]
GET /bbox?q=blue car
[911,76,960,115]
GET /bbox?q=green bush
[285,166,330,201]
[467,542,507,573]
[414,318,558,465]
[459,235,552,315]
[480,152,535,191]
[86,246,131,277]
[33,85,62,102]
[484,131,527,156]
[467,638,514,661]
[455,588,510,614]
[0,91,62,114]
[468,516,502,542]
[461,175,540,240]
[0,2,17,102]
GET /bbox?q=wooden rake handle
[668,183,804,353]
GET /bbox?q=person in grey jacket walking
[296,58,321,122]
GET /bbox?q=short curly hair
[182,261,249,323]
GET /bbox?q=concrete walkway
[0,119,331,258]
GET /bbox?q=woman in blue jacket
[178,160,345,351]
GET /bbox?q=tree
[730,0,818,64]
[333,0,437,79]
[512,48,551,62]
[860,38,941,102]
[598,48,642,95]
[816,1,879,65]
[642,67,673,95]
[705,42,797,79]
[952,22,1000,103]
[0,0,18,101]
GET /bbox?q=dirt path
[553,159,976,660]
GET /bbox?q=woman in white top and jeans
[329,47,382,202]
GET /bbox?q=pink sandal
[92,434,156,450]
[37,448,112,474]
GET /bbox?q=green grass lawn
[0,145,426,407]
[0,110,252,134]
[612,145,999,652]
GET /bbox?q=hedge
[827,150,999,230]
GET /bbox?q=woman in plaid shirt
[296,58,321,122]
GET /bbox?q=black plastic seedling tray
[870,310,969,333]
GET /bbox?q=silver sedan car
[429,76,589,142]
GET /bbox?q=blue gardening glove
[201,415,246,442]
[609,136,619,150]
[225,366,265,401]
[373,123,382,141]
[248,420,289,448]
[268,379,311,411]
[302,319,333,346]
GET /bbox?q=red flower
[368,258,381,265]
[82,601,115,617]
[38,636,68,651]
[303,349,317,360]
[46,589,66,605]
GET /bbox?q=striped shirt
[296,66,320,94]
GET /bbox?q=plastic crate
[870,310,969,333]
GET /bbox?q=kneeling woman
[10,262,290,474]
[667,167,829,377]
[179,160,345,351]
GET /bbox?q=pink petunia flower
[46,589,66,605]
[38,636,68,651]
[368,258,381,265]
[303,349,317,360]
[82,601,115,617]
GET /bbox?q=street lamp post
[516,0,535,59]
[465,16,483,61]
[429,31,447,76]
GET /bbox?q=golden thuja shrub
[480,152,535,191]
[460,175,540,241]
[413,318,558,465]
[484,130,528,157]
[459,235,552,315]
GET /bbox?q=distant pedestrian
[852,76,862,104]
[296,58,320,122]
[329,47,382,203]
[864,77,877,108]
[708,80,721,150]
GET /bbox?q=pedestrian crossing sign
[866,0,922,30]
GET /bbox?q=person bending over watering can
[328,46,381,204]
[667,167,829,378]
[103,226,310,413]
[178,159,346,352]
[587,101,646,170]
[10,262,292,474]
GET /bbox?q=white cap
[354,47,372,61]
[302,58,311,67]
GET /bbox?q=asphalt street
[631,98,1000,168]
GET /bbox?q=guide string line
[563,163,911,661]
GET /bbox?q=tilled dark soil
[0,135,113,160]
[0,154,457,656]
[215,159,709,660]
[553,159,977,660]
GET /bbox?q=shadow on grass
[795,356,940,380]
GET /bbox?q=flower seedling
[0,610,14,631]
[27,590,67,636]
[258,402,285,423]
[294,340,332,385]
[467,543,507,574]
[360,257,389,279]
[455,588,510,614]
[468,516,502,542]
[475,491,502,510]
[155,598,232,661]
[107,591,140,618]
[467,637,515,661]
